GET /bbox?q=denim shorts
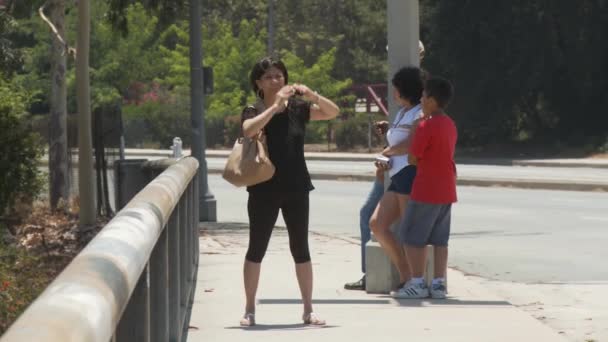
[387,165,417,195]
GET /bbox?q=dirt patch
[0,200,108,334]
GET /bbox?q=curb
[39,161,608,192]
[206,168,608,192]
[456,178,608,192]
[512,160,608,169]
[38,159,608,193]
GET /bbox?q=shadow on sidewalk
[259,298,510,307]
[225,324,338,331]
[259,299,391,305]
[200,222,249,231]
[389,297,511,307]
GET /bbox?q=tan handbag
[222,130,275,187]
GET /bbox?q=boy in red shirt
[391,77,457,299]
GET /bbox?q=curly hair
[391,66,426,105]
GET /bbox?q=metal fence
[1,157,200,342]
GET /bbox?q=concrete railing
[1,157,200,342]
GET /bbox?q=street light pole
[190,0,217,222]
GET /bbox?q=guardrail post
[114,159,152,342]
[114,159,149,210]
[179,198,188,325]
[181,181,196,341]
[168,211,181,342]
[115,267,150,342]
[188,183,195,280]
[150,227,169,342]
[194,171,200,261]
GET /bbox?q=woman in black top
[239,57,339,326]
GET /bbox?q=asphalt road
[208,175,608,284]
[47,164,608,283]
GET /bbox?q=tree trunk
[48,0,69,210]
[76,0,96,227]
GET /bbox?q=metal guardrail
[1,157,200,342]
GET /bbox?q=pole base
[199,196,217,222]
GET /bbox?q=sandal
[302,312,326,326]
[240,312,256,326]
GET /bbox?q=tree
[0,11,22,78]
[75,0,95,226]
[0,77,43,221]
[273,0,387,84]
[282,47,353,143]
[3,0,72,210]
[41,0,70,210]
[420,0,608,148]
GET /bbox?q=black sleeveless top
[241,98,314,193]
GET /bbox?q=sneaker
[344,276,366,290]
[393,281,406,291]
[390,281,429,299]
[430,281,447,299]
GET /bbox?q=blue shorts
[387,165,417,195]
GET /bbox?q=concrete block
[364,241,401,293]
[365,242,446,293]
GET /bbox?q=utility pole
[365,0,420,293]
[387,0,420,117]
[268,0,275,56]
[189,0,217,222]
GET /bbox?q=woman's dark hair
[391,66,426,105]
[424,77,454,109]
[250,56,289,99]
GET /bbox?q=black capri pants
[246,191,311,264]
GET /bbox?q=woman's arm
[242,86,292,138]
[293,84,339,121]
[242,103,281,138]
[381,118,422,157]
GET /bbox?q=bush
[0,78,44,219]
[335,113,382,150]
[305,121,330,144]
[222,115,241,147]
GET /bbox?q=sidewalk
[188,223,566,342]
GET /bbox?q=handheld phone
[375,155,391,168]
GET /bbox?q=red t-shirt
[410,114,458,204]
